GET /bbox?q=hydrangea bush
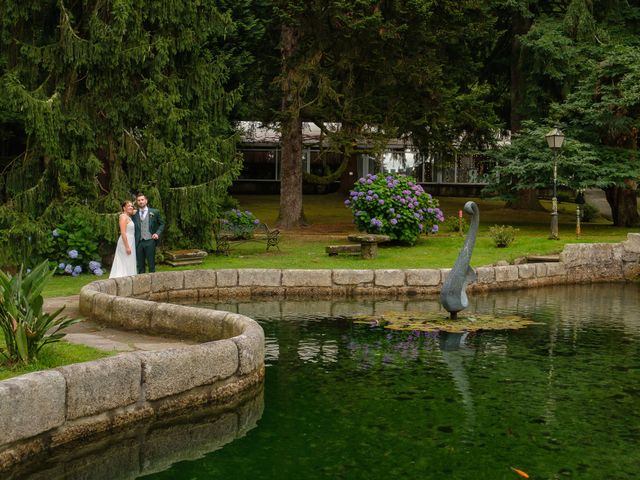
[345,173,443,244]
[221,209,261,239]
[41,212,103,276]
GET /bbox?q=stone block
[622,233,640,253]
[94,280,117,295]
[184,269,217,290]
[332,269,374,285]
[475,267,495,284]
[494,265,519,283]
[59,354,141,420]
[110,296,156,330]
[137,340,238,401]
[227,314,265,375]
[518,264,536,279]
[405,269,441,286]
[440,268,451,283]
[150,303,201,338]
[561,243,615,268]
[282,269,332,287]
[114,276,133,297]
[150,271,185,293]
[374,269,405,287]
[92,293,115,324]
[535,263,548,277]
[546,262,566,277]
[132,274,152,296]
[216,269,238,287]
[238,269,281,287]
[623,262,640,280]
[79,286,99,316]
[0,371,66,445]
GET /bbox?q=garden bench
[214,220,280,255]
[347,234,390,259]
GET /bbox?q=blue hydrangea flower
[94,268,104,276]
[68,249,79,259]
[72,271,80,277]
[253,219,260,224]
[58,262,66,269]
[52,229,59,238]
[88,260,101,272]
[64,264,73,274]
[73,265,82,274]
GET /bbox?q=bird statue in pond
[440,201,479,319]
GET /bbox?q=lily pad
[351,311,540,333]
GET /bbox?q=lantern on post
[545,127,565,240]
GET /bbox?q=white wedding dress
[109,217,137,278]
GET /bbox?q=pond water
[9,284,640,479]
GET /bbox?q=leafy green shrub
[38,207,103,276]
[580,203,599,222]
[345,174,443,244]
[221,209,260,239]
[443,215,469,234]
[488,225,519,248]
[0,261,81,364]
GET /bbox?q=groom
[133,192,165,273]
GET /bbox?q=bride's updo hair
[121,200,132,211]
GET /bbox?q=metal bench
[214,220,280,255]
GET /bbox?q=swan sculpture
[440,201,479,319]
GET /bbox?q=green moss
[351,311,540,333]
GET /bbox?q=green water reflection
[143,283,640,480]
[11,283,640,480]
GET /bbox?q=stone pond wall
[0,233,638,469]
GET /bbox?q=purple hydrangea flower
[71,271,80,277]
[52,229,59,238]
[73,265,82,274]
[254,219,260,224]
[370,218,383,228]
[68,249,79,259]
[378,199,385,205]
[365,196,373,201]
[390,218,398,225]
[418,224,424,231]
[432,225,439,233]
[58,262,66,269]
[94,268,104,276]
[344,200,351,206]
[89,260,101,272]
[389,207,395,213]
[64,264,73,274]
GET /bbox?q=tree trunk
[506,10,544,211]
[506,188,545,210]
[604,181,640,227]
[276,24,306,228]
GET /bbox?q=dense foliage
[0,261,80,364]
[346,174,443,244]
[0,0,245,265]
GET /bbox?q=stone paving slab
[44,295,193,352]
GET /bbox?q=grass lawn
[0,331,114,380]
[42,193,636,297]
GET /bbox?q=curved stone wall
[1,234,638,470]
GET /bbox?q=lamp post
[545,127,565,240]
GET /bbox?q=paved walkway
[44,296,194,352]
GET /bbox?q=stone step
[326,245,361,256]
[526,255,560,263]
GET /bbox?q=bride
[109,200,137,278]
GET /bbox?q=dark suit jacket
[133,207,165,244]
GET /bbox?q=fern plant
[0,261,81,364]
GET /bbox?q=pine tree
[0,0,244,259]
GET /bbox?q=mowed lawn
[42,193,636,297]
